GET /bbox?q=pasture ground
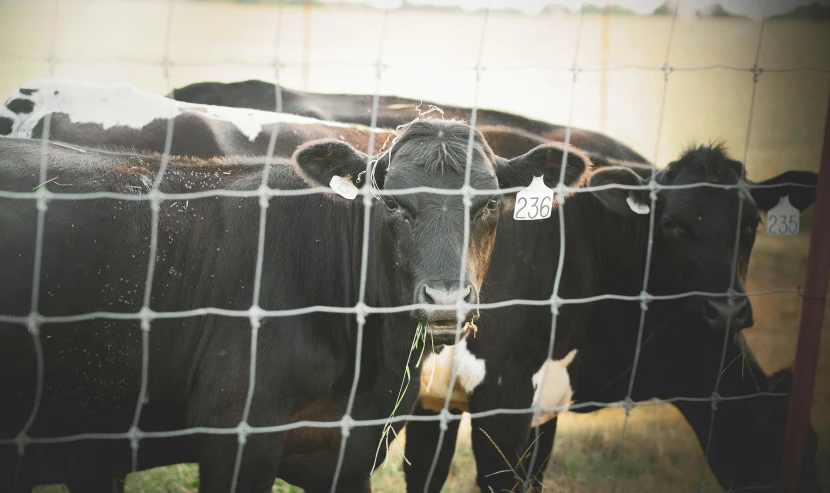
[2,1,827,491]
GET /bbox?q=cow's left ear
[750,171,817,211]
[293,139,383,200]
[494,142,592,192]
[588,166,651,216]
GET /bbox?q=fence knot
[461,185,474,208]
[439,408,452,432]
[139,307,154,331]
[147,189,162,212]
[14,431,29,455]
[27,314,40,336]
[249,305,264,330]
[340,415,354,438]
[36,193,50,212]
[639,292,652,312]
[362,186,374,207]
[550,296,561,316]
[622,397,635,416]
[751,64,763,83]
[661,62,673,81]
[710,392,722,411]
[237,422,252,445]
[257,185,270,209]
[355,302,369,325]
[126,426,143,450]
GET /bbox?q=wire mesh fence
[0,1,827,492]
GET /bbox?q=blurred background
[1,0,828,491]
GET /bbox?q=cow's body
[404,149,820,493]
[0,78,393,158]
[1,107,592,490]
[160,80,821,492]
[0,138,418,492]
[1,79,564,164]
[167,79,649,163]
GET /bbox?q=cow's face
[295,119,591,345]
[590,145,817,332]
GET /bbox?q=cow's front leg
[198,432,283,493]
[468,365,536,493]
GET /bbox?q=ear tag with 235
[766,195,799,236]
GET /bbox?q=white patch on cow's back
[531,349,577,427]
[419,340,486,413]
[6,77,352,141]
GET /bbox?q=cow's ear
[750,171,817,212]
[293,139,382,200]
[588,166,650,216]
[494,142,592,192]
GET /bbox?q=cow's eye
[486,198,499,211]
[747,217,760,233]
[384,198,399,212]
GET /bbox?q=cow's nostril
[463,285,475,303]
[422,285,436,305]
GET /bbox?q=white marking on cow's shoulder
[531,349,577,427]
[8,77,352,141]
[626,194,650,215]
[419,340,486,413]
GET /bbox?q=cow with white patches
[173,80,819,491]
[0,113,593,492]
[1,78,580,166]
[0,78,393,158]
[403,143,820,493]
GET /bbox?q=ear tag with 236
[766,195,799,236]
[514,176,554,221]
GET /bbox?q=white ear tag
[329,175,359,200]
[766,195,799,236]
[514,176,554,221]
[626,193,650,215]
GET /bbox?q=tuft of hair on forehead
[672,141,744,183]
[385,118,495,175]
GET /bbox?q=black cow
[403,146,820,493]
[0,121,592,492]
[161,79,822,492]
[167,79,649,163]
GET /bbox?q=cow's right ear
[589,166,650,216]
[293,139,378,200]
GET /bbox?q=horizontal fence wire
[0,2,825,493]
[2,52,830,75]
[0,392,811,445]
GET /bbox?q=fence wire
[0,1,825,493]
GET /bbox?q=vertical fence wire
[128,0,177,474]
[12,0,60,486]
[694,17,766,493]
[522,5,586,490]
[228,4,287,493]
[329,8,391,492]
[609,5,680,492]
[421,8,491,491]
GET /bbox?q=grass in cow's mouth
[371,321,433,473]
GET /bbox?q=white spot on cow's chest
[419,340,485,413]
[530,349,577,427]
[7,77,352,141]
